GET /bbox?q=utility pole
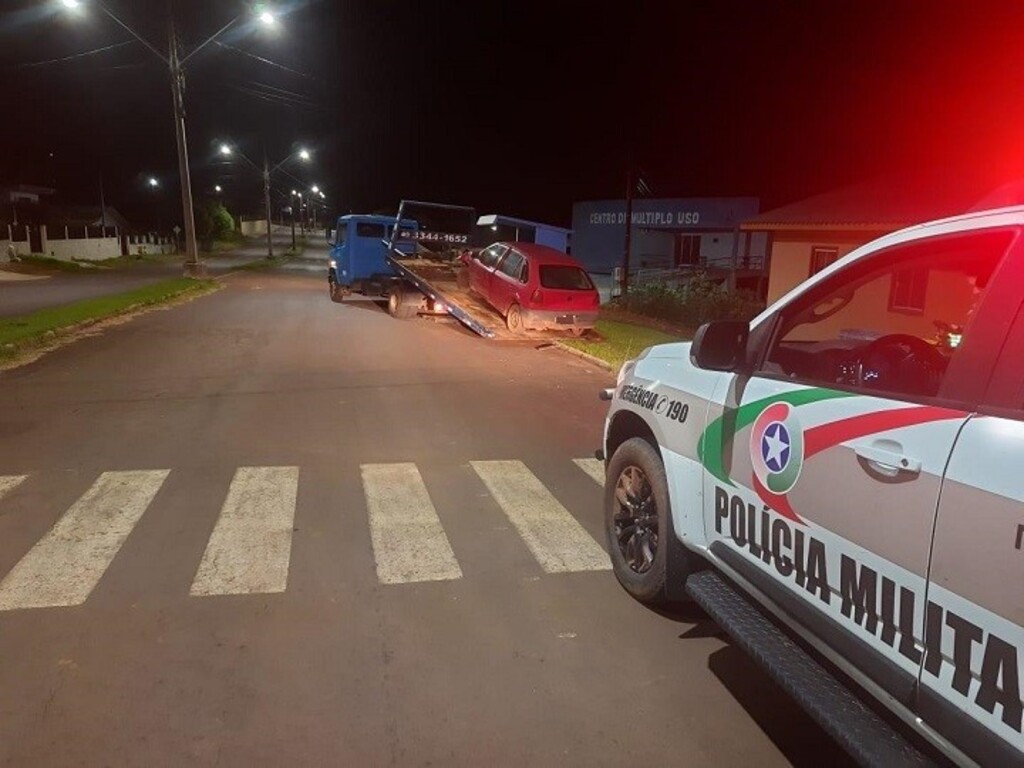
[262,151,274,259]
[622,165,634,296]
[168,13,201,274]
[290,203,296,249]
[99,172,107,232]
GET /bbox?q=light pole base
[183,261,208,278]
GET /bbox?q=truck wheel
[387,287,417,320]
[605,437,696,603]
[329,276,344,303]
[506,303,524,334]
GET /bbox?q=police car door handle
[854,443,922,475]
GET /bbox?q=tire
[569,327,587,338]
[605,437,696,603]
[506,302,524,334]
[387,286,417,320]
[329,276,344,303]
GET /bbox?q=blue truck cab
[327,214,416,300]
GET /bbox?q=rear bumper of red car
[520,308,598,332]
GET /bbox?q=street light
[221,141,312,258]
[214,185,222,193]
[57,2,281,275]
[148,177,160,188]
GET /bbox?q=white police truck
[600,207,1024,767]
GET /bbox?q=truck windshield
[356,222,386,239]
[540,265,593,290]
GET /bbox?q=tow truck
[327,200,517,339]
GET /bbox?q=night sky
[2,0,1024,230]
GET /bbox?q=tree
[194,201,236,246]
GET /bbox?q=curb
[552,341,615,371]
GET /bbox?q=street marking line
[0,475,27,501]
[361,463,462,585]
[0,470,169,611]
[573,458,605,486]
[190,466,299,597]
[471,461,609,574]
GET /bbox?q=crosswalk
[0,459,606,612]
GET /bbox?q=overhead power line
[212,40,315,80]
[17,39,138,69]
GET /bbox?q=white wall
[241,219,268,237]
[47,237,121,262]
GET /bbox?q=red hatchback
[464,242,599,334]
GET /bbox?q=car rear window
[540,265,593,290]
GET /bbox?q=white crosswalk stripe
[190,466,299,597]
[573,458,605,486]
[471,460,609,574]
[0,470,169,611]
[0,458,607,609]
[362,463,462,584]
[0,475,27,501]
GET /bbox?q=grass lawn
[0,277,218,362]
[562,319,690,369]
[8,255,100,274]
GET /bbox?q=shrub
[617,271,763,327]
[194,201,236,245]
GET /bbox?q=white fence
[0,224,175,262]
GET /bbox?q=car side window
[479,244,507,269]
[760,230,1012,401]
[336,223,347,245]
[498,251,524,280]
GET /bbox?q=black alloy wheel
[613,465,659,574]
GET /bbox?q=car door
[702,227,1019,708]
[471,244,507,296]
[491,249,525,313]
[922,280,1024,766]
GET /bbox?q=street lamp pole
[60,2,280,275]
[263,150,274,259]
[167,15,200,272]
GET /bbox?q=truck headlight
[329,260,337,269]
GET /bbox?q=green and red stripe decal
[698,387,966,524]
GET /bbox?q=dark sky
[3,0,1024,229]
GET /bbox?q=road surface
[0,238,851,766]
[0,229,299,319]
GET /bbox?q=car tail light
[531,289,543,304]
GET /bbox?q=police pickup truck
[600,207,1024,767]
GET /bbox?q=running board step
[685,570,935,768]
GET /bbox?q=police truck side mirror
[690,320,749,372]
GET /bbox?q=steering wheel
[857,334,947,397]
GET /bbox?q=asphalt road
[0,230,302,319]
[0,238,851,767]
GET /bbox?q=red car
[463,242,599,334]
